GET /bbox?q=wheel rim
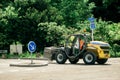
[57,53,63,62]
[85,54,93,63]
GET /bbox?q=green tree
[0,5,19,49]
[1,0,109,52]
[37,22,70,49]
[57,0,94,28]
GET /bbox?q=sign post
[28,41,36,64]
[88,17,96,41]
[91,29,94,41]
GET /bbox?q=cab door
[65,35,80,57]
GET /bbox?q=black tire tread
[69,59,79,64]
[97,59,108,64]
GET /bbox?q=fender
[87,44,110,59]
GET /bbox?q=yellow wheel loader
[44,34,110,64]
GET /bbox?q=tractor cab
[65,34,87,59]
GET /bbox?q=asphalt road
[0,58,120,80]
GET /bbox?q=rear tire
[97,59,108,64]
[69,58,79,64]
[55,50,67,64]
[83,52,96,65]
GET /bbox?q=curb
[1,58,48,60]
[10,63,48,67]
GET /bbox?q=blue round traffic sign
[28,41,36,53]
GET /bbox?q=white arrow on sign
[30,44,35,50]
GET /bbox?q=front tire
[97,59,108,64]
[55,50,67,64]
[83,52,96,65]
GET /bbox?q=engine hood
[90,41,110,47]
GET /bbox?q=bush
[110,44,120,57]
[37,22,71,48]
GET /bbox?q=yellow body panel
[87,44,110,59]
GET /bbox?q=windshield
[65,35,75,48]
[85,34,91,44]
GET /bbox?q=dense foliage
[0,0,120,57]
[0,0,92,50]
